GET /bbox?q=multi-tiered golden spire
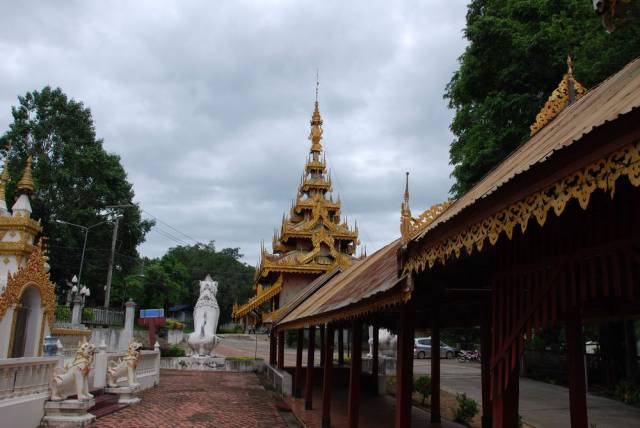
[17,155,35,194]
[0,157,10,204]
[233,91,360,323]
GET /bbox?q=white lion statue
[50,340,96,401]
[107,341,142,388]
[186,275,220,356]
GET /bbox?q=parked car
[413,337,456,359]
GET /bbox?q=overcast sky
[0,1,468,266]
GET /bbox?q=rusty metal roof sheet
[414,57,640,243]
[278,239,402,327]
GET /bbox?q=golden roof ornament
[530,56,587,136]
[309,72,324,152]
[401,172,412,245]
[17,155,35,194]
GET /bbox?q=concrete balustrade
[0,357,59,428]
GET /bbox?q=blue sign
[140,309,164,318]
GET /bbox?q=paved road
[219,334,640,428]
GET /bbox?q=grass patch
[225,356,264,362]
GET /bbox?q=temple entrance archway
[9,285,43,358]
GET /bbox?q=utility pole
[104,216,120,308]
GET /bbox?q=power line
[141,209,201,244]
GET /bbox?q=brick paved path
[94,370,288,428]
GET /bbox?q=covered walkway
[285,383,466,428]
[267,58,640,428]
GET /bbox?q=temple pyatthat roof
[233,100,360,321]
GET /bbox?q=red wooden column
[395,305,415,428]
[322,323,335,428]
[295,328,304,398]
[338,326,345,366]
[372,320,380,394]
[348,319,363,428]
[566,307,588,428]
[269,330,277,366]
[277,329,285,370]
[305,325,316,410]
[480,301,492,428]
[431,308,441,423]
[319,324,325,368]
[492,364,520,427]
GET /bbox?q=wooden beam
[269,330,277,366]
[481,300,492,428]
[319,324,325,368]
[295,328,304,398]
[277,330,285,370]
[305,325,316,410]
[348,319,362,428]
[566,307,588,428]
[322,323,334,428]
[395,305,415,428]
[372,320,379,395]
[431,306,441,423]
[338,327,345,366]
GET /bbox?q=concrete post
[121,299,136,350]
[93,340,108,389]
[56,340,64,369]
[154,341,161,385]
[71,295,83,325]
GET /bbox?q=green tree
[0,87,153,305]
[114,242,254,325]
[445,0,640,196]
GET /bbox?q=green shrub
[453,393,479,426]
[615,381,640,405]
[413,375,432,404]
[55,306,71,322]
[161,344,185,357]
[218,325,245,334]
[165,319,185,330]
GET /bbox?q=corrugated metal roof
[414,57,640,244]
[278,239,402,327]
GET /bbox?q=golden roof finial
[401,172,413,245]
[17,155,35,194]
[567,55,574,77]
[530,55,586,136]
[309,72,324,152]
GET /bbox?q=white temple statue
[368,326,397,357]
[186,275,220,356]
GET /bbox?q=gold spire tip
[17,154,35,194]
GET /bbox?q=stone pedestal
[41,399,96,427]
[104,385,140,405]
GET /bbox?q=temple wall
[280,273,319,307]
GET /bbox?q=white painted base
[104,385,140,405]
[41,399,96,427]
[0,392,48,428]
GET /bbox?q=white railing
[0,357,58,401]
[83,307,124,326]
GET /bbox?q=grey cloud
[0,0,468,265]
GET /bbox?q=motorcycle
[457,349,481,363]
